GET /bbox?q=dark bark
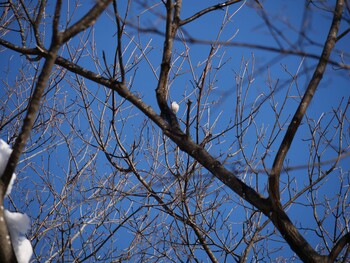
[0,192,17,263]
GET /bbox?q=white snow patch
[0,139,12,175]
[0,139,33,263]
[0,139,17,195]
[4,210,33,263]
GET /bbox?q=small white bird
[171,101,179,114]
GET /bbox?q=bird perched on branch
[171,101,179,114]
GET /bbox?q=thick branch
[268,0,344,204]
[0,44,61,197]
[265,0,344,262]
[61,0,112,43]
[155,0,181,129]
[162,129,271,214]
[0,2,113,262]
[270,207,327,262]
[329,232,350,262]
[0,0,113,199]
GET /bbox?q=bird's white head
[171,101,179,114]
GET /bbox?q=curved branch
[179,0,242,26]
[1,45,61,197]
[268,0,344,204]
[265,1,345,262]
[61,0,112,43]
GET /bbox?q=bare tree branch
[269,0,344,204]
[0,0,348,262]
